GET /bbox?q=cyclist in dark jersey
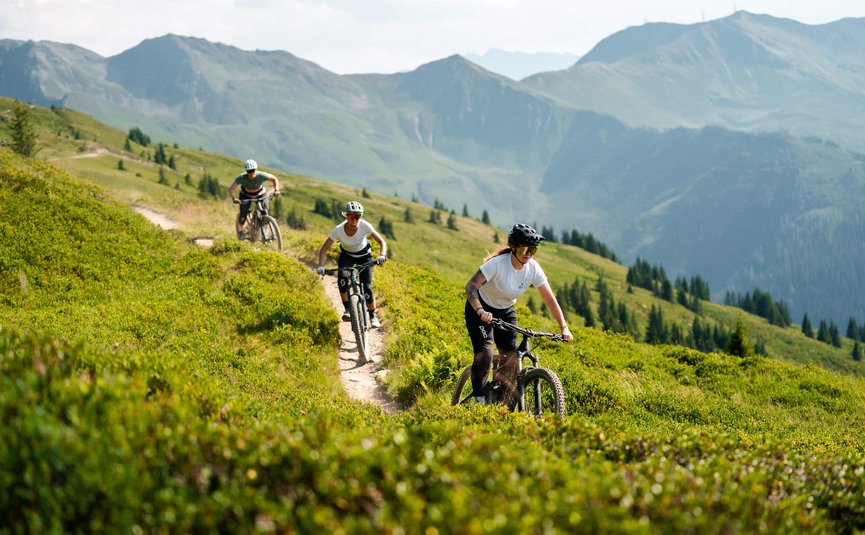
[228,159,280,239]
[464,224,573,403]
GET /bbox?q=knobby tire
[261,215,283,252]
[349,293,369,363]
[451,366,475,406]
[523,367,566,418]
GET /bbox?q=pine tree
[313,199,332,217]
[801,313,814,338]
[462,203,469,217]
[127,127,150,146]
[481,210,490,224]
[847,318,860,341]
[117,159,125,171]
[447,211,458,230]
[830,321,842,348]
[644,305,667,344]
[403,208,414,223]
[853,341,862,361]
[727,318,755,358]
[9,101,39,157]
[817,320,830,344]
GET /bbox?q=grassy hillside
[4,102,865,532]
[5,97,859,375]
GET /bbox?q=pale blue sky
[3,0,865,74]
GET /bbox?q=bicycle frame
[452,318,566,417]
[238,193,273,234]
[325,259,376,301]
[322,259,378,363]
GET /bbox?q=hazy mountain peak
[464,48,580,80]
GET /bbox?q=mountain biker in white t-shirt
[464,223,573,403]
[316,201,388,328]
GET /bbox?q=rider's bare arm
[317,237,335,267]
[465,270,492,322]
[370,230,387,257]
[537,283,573,341]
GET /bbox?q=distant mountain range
[2,11,865,325]
[463,49,580,80]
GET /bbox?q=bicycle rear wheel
[349,293,369,363]
[523,367,566,418]
[451,362,516,408]
[260,215,283,252]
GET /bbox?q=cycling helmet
[343,200,364,215]
[507,223,545,247]
[243,159,258,171]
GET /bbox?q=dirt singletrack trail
[319,274,400,414]
[134,205,398,413]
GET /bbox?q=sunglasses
[516,246,537,256]
[346,213,362,220]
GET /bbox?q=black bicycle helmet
[507,223,545,247]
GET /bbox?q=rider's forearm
[465,284,483,313]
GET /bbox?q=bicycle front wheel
[349,293,369,363]
[247,216,259,244]
[260,215,283,252]
[523,367,566,418]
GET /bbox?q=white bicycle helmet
[342,200,364,215]
[243,159,258,171]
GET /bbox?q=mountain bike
[321,259,378,364]
[451,318,567,418]
[236,193,282,252]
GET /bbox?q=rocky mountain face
[2,12,865,324]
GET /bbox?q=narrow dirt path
[135,204,398,413]
[320,276,400,414]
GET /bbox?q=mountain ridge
[2,12,865,325]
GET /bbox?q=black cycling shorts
[464,298,518,355]
[337,250,374,302]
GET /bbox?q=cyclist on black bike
[228,159,280,239]
[316,201,387,328]
[464,223,573,403]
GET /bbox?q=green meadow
[2,98,865,533]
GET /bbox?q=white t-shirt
[329,220,376,253]
[478,253,548,309]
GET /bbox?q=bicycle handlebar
[491,318,564,341]
[320,259,378,276]
[236,193,275,204]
